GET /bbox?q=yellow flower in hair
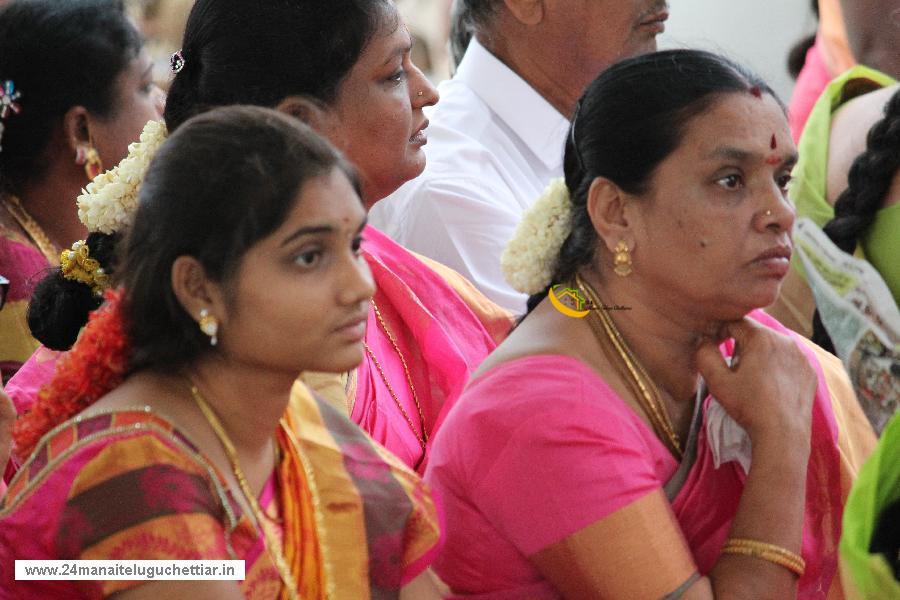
[59,240,110,296]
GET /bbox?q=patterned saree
[0,380,441,599]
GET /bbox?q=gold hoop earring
[613,241,633,277]
[199,308,218,346]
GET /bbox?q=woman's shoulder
[1,407,236,571]
[0,220,49,279]
[434,353,646,465]
[3,408,224,518]
[466,353,612,401]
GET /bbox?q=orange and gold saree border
[285,380,441,598]
[797,337,877,599]
[531,489,698,599]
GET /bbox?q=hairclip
[0,80,23,153]
[60,240,110,296]
[170,50,186,74]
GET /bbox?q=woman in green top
[818,85,900,318]
[840,412,900,599]
[767,67,897,337]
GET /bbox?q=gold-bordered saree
[0,381,441,599]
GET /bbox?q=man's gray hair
[450,0,499,69]
[454,0,500,30]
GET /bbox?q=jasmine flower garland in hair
[501,177,573,295]
[77,120,168,234]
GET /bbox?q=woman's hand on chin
[694,317,816,450]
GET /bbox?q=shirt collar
[455,38,570,170]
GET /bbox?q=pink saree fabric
[5,345,60,416]
[3,346,60,484]
[426,309,872,598]
[352,225,499,472]
[0,229,49,381]
[790,39,836,143]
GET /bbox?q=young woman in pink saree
[14,0,512,474]
[426,50,876,599]
[2,107,441,599]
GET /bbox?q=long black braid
[812,87,900,352]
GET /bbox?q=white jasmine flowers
[77,120,167,234]
[501,177,573,295]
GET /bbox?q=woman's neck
[188,355,296,454]
[579,267,723,406]
[18,170,88,249]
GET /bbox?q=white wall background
[659,0,818,102]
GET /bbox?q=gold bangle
[720,538,806,577]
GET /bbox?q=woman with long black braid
[821,87,900,313]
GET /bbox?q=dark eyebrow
[280,216,368,247]
[782,153,800,168]
[704,147,752,162]
[381,40,412,67]
[705,146,800,167]
[280,225,333,247]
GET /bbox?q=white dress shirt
[369,38,570,313]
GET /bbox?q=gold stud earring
[199,308,218,346]
[613,241,633,277]
[84,146,103,180]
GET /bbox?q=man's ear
[585,176,635,254]
[502,0,545,26]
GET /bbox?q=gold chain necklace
[363,299,428,453]
[2,195,60,265]
[575,275,683,458]
[189,384,301,600]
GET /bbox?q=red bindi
[749,86,762,98]
[770,134,777,150]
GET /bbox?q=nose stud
[417,90,424,97]
[764,209,772,216]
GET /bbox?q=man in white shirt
[369,0,670,312]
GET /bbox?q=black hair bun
[26,232,117,351]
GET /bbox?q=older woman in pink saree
[426,50,875,599]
